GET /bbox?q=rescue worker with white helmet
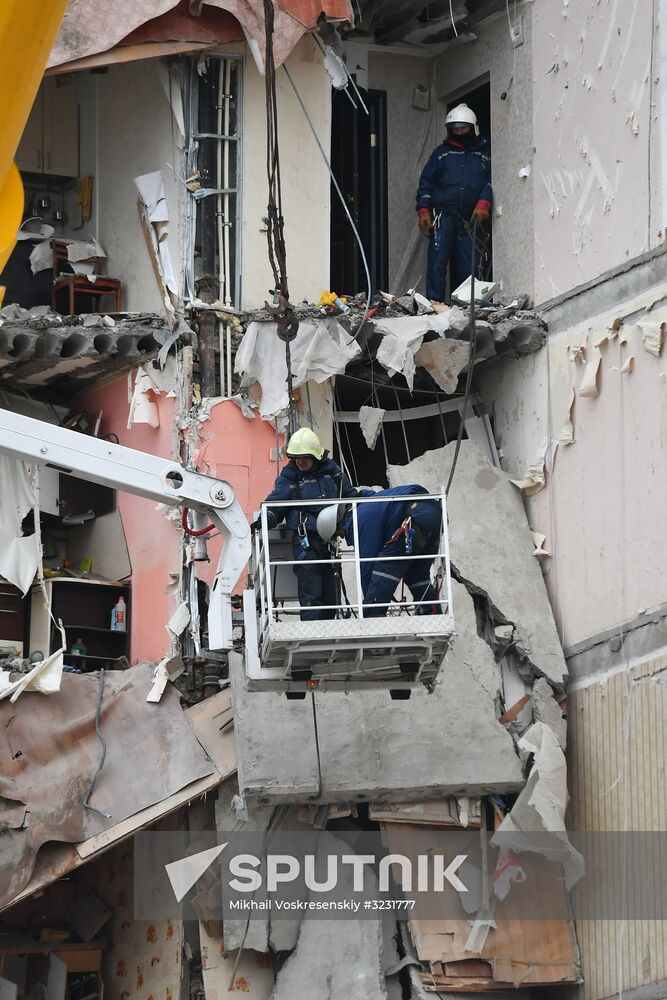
[317,485,442,617]
[416,103,492,304]
[255,427,357,621]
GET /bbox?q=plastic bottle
[111,595,127,632]
[70,638,87,655]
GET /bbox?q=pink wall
[193,400,280,590]
[72,386,281,656]
[74,375,181,664]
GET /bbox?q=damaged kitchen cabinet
[29,577,130,668]
[15,77,78,178]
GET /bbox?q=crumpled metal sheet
[0,662,214,910]
[48,0,353,70]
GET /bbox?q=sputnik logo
[165,843,228,902]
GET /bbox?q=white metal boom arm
[0,408,250,649]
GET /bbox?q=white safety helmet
[316,504,345,544]
[445,103,479,136]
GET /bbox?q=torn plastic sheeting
[0,646,64,703]
[234,318,360,420]
[134,170,178,298]
[29,240,54,275]
[375,313,451,390]
[359,405,385,450]
[0,455,41,595]
[492,721,584,890]
[147,655,185,703]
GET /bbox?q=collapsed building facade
[0,2,665,1000]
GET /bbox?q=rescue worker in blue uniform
[416,103,492,304]
[257,427,357,622]
[317,485,442,617]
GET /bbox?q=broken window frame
[334,390,499,486]
[184,54,243,309]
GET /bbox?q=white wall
[532,0,662,302]
[63,73,98,239]
[96,60,182,313]
[240,36,331,309]
[367,49,436,293]
[478,282,667,648]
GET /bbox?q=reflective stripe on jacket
[264,457,357,534]
[416,136,492,218]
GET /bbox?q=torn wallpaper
[48,0,353,72]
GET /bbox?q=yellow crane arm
[0,0,68,294]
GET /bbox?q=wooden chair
[51,240,122,314]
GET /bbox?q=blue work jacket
[416,136,492,218]
[264,457,357,535]
[345,486,442,591]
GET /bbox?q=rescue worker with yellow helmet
[255,427,357,621]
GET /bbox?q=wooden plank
[52,949,102,974]
[76,770,222,859]
[371,798,481,827]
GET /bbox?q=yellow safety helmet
[286,427,324,461]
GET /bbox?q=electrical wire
[84,669,111,820]
[445,217,480,496]
[263,0,289,298]
[449,0,459,37]
[282,64,373,343]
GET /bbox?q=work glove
[471,200,491,225]
[417,210,432,237]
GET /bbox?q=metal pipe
[226,322,232,397]
[223,58,232,307]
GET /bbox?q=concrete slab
[270,837,387,1000]
[388,441,568,688]
[232,581,522,804]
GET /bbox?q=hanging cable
[445,217,480,496]
[263,0,288,298]
[391,383,411,464]
[283,64,373,343]
[449,0,460,36]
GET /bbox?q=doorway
[446,78,492,280]
[330,86,388,295]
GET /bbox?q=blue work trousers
[363,535,440,617]
[293,536,338,621]
[426,212,476,302]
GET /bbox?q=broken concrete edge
[452,563,567,695]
